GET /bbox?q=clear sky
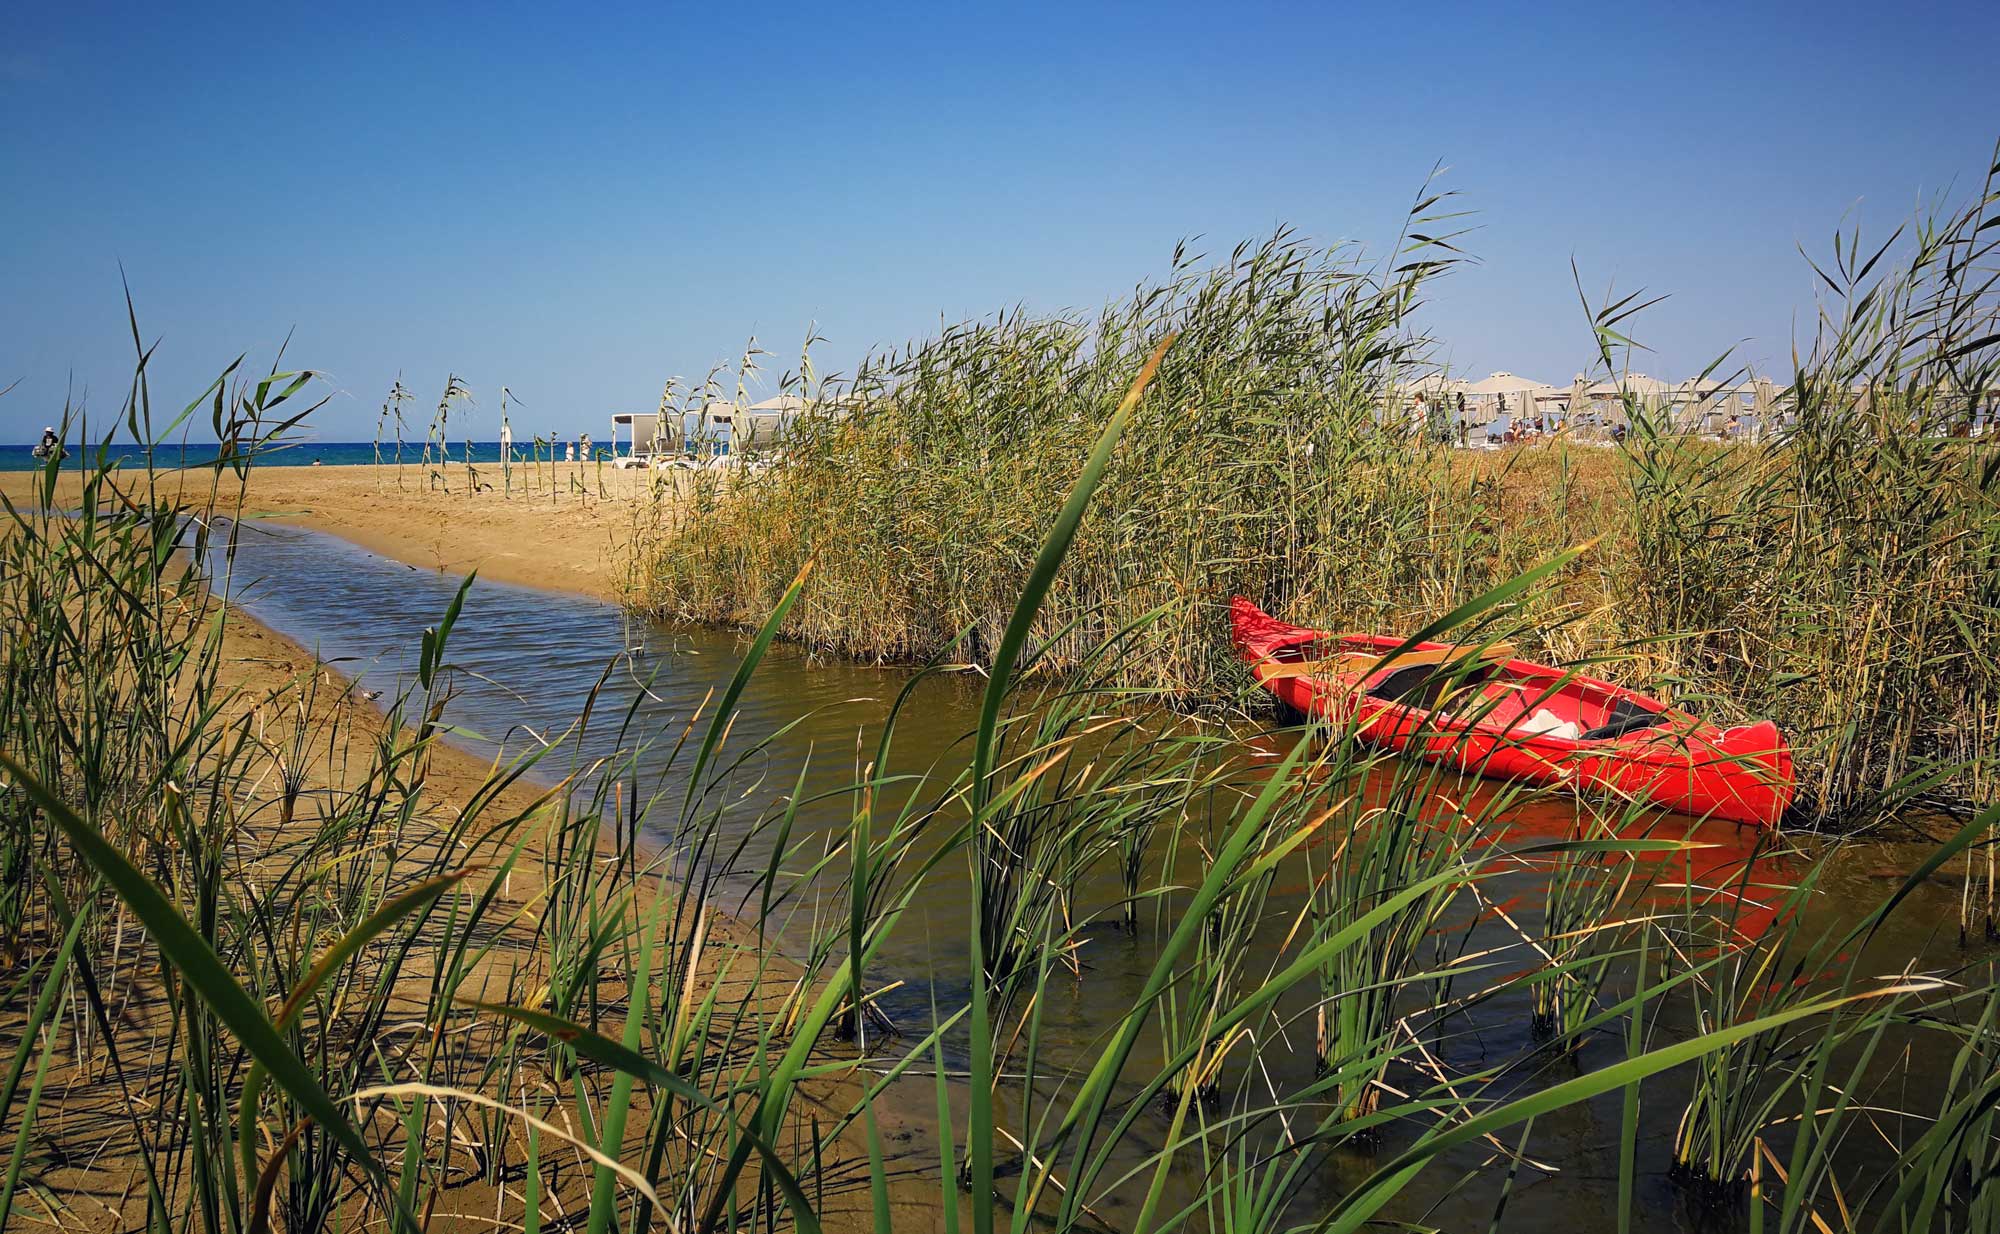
[4,1,1996,441]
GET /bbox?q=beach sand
[2,461,675,603]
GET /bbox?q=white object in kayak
[1516,708,1582,741]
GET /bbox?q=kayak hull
[1230,597,1793,828]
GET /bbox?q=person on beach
[579,432,592,461]
[33,426,61,460]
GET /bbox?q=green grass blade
[0,751,411,1229]
[1318,980,1940,1234]
[680,559,814,822]
[965,334,1174,1234]
[464,999,823,1234]
[237,869,472,1193]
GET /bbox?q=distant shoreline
[0,440,546,472]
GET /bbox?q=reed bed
[643,211,1495,702]
[639,154,2000,827]
[1608,150,2000,822]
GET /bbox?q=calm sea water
[0,441,549,472]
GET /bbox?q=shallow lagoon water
[212,517,1980,1232]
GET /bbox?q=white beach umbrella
[1463,372,1550,426]
[1588,374,1677,428]
[1586,373,1673,399]
[1400,372,1460,398]
[1751,376,1780,437]
[1463,371,1551,397]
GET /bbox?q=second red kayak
[1230,596,1794,828]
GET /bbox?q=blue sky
[4,1,1996,441]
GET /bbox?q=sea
[0,441,530,473]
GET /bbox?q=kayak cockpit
[1380,662,1672,744]
[1241,611,1674,747]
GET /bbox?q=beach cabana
[689,402,741,454]
[684,396,826,455]
[610,411,676,460]
[734,395,812,450]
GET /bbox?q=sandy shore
[0,467,945,1230]
[2,461,675,604]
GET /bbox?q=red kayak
[1230,597,1794,828]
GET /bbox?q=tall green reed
[1609,144,2000,824]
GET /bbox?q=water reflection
[210,515,990,969]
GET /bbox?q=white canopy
[1585,373,1677,399]
[1399,372,1464,397]
[701,398,807,449]
[1464,371,1552,397]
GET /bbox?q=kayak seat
[1369,657,1501,708]
[1263,644,1516,708]
[1577,697,1666,742]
